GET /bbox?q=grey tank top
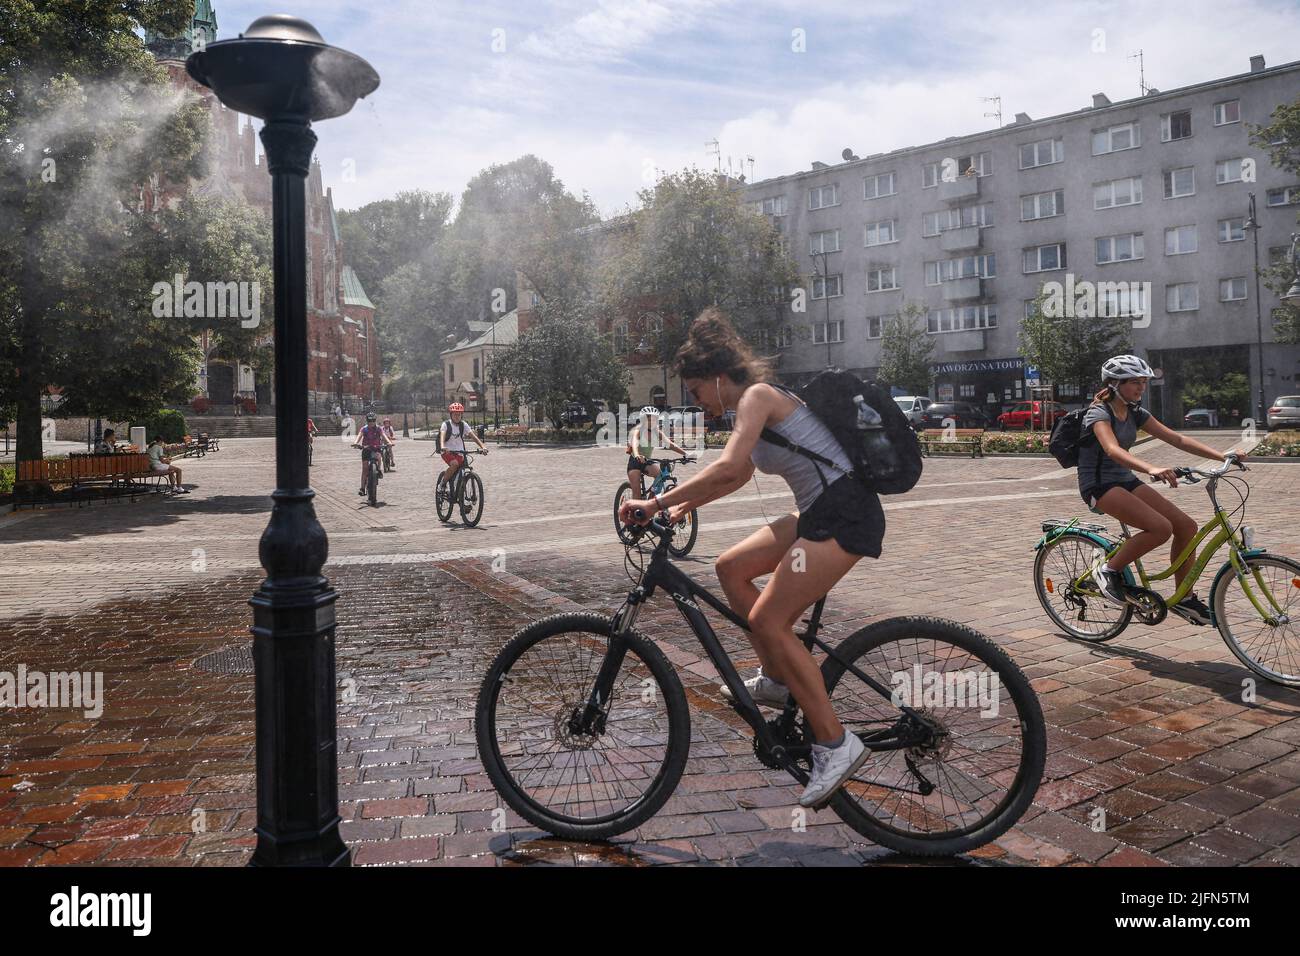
[749,397,854,512]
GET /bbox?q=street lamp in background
[1245,194,1270,425]
[187,14,378,867]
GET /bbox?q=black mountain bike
[364,447,383,507]
[614,456,698,557]
[436,449,486,527]
[383,443,395,473]
[476,513,1046,856]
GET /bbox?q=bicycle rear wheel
[475,612,690,840]
[818,616,1046,856]
[1034,531,1132,642]
[460,472,485,526]
[1212,553,1300,686]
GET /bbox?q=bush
[0,465,13,496]
[133,409,188,443]
[1252,429,1300,456]
[981,431,1051,454]
[191,396,212,415]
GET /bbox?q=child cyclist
[353,411,393,495]
[438,402,487,495]
[381,416,397,469]
[625,405,688,497]
[1083,354,1245,622]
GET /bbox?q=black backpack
[1049,402,1115,481]
[760,370,923,495]
[436,419,466,452]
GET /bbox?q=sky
[204,0,1300,216]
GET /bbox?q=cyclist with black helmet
[353,412,392,496]
[1084,354,1245,623]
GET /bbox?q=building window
[1019,138,1063,169]
[473,357,480,379]
[1218,218,1246,242]
[1166,282,1199,312]
[1219,277,1248,302]
[1021,189,1064,221]
[1163,166,1195,198]
[1266,185,1300,206]
[958,384,977,398]
[756,196,786,216]
[1100,285,1147,319]
[777,325,793,349]
[812,320,843,344]
[864,219,897,246]
[866,316,884,339]
[866,267,899,292]
[1096,233,1143,264]
[863,172,896,199]
[1213,100,1241,126]
[1022,243,1066,273]
[923,204,992,236]
[925,254,996,285]
[1215,159,1247,184]
[811,274,842,299]
[1161,110,1192,141]
[926,305,997,333]
[1058,382,1081,397]
[1094,177,1142,209]
[808,184,839,210]
[1092,121,1140,155]
[922,151,990,187]
[1165,225,1198,255]
[809,229,841,254]
[613,320,628,354]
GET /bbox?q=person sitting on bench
[147,437,189,494]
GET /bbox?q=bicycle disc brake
[1125,586,1167,626]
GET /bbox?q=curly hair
[675,307,772,384]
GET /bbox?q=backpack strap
[759,426,852,478]
[1095,401,1118,487]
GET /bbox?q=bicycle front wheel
[1212,553,1300,686]
[475,612,691,840]
[666,509,699,558]
[1034,531,1132,642]
[613,482,637,545]
[367,464,378,507]
[460,472,485,527]
[819,616,1046,856]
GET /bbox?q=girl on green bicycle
[1084,354,1244,623]
[619,309,880,808]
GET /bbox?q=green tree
[492,319,630,429]
[0,0,214,464]
[1250,98,1300,343]
[1019,287,1132,396]
[877,303,934,393]
[603,168,800,367]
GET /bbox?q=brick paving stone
[3,442,1297,867]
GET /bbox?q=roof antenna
[1129,50,1149,95]
[980,95,1002,127]
[705,139,720,172]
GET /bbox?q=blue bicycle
[614,456,698,556]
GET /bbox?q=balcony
[940,225,981,253]
[941,277,983,300]
[939,175,979,203]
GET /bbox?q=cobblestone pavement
[2,431,1299,866]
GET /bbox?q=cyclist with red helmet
[439,402,486,491]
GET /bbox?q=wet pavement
[2,433,1299,866]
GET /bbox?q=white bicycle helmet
[640,405,660,417]
[1100,354,1154,382]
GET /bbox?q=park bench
[495,425,528,448]
[919,428,985,458]
[13,452,166,508]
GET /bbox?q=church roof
[340,266,374,310]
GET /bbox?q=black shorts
[796,475,885,558]
[627,455,658,473]
[1080,476,1142,508]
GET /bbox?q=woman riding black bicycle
[1082,354,1244,622]
[619,308,883,807]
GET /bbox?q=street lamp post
[1246,194,1269,425]
[187,15,378,867]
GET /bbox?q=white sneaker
[720,669,790,709]
[800,733,869,808]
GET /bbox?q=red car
[997,401,1067,431]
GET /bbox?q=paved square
[2,431,1298,866]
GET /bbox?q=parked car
[921,402,993,430]
[1267,396,1300,431]
[893,395,933,430]
[560,402,597,427]
[997,400,1068,431]
[1183,408,1220,428]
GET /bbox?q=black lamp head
[186,14,379,122]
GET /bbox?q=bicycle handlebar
[1148,453,1248,484]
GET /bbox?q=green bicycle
[1033,456,1300,686]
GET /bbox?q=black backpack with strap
[436,419,466,453]
[1049,402,1117,486]
[759,370,923,495]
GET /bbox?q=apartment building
[742,54,1300,422]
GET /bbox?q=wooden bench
[15,453,166,507]
[919,428,985,458]
[495,425,528,448]
[196,432,219,454]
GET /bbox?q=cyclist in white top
[438,401,487,489]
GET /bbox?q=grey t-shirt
[1077,402,1150,492]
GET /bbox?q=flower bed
[981,431,1051,455]
[1251,430,1300,457]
